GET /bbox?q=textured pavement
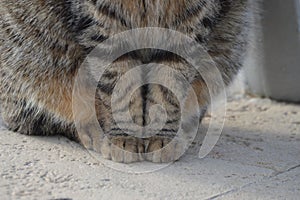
[0,97,300,200]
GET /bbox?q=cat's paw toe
[101,136,145,163]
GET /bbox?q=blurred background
[243,0,300,103]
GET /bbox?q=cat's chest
[95,0,187,24]
[83,0,218,31]
[75,0,220,48]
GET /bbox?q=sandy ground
[0,96,300,200]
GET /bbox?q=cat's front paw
[98,136,185,163]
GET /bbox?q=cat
[0,0,256,163]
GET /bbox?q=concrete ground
[0,96,300,200]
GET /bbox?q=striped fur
[0,0,256,163]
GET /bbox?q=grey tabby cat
[0,0,255,163]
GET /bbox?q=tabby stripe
[96,3,131,28]
[141,84,149,126]
[97,82,115,95]
[219,0,233,17]
[75,15,96,32]
[195,34,204,43]
[90,34,109,43]
[52,1,77,35]
[202,17,215,29]
[159,86,180,107]
[101,71,118,79]
[172,0,208,26]
[160,128,178,133]
[166,119,180,125]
